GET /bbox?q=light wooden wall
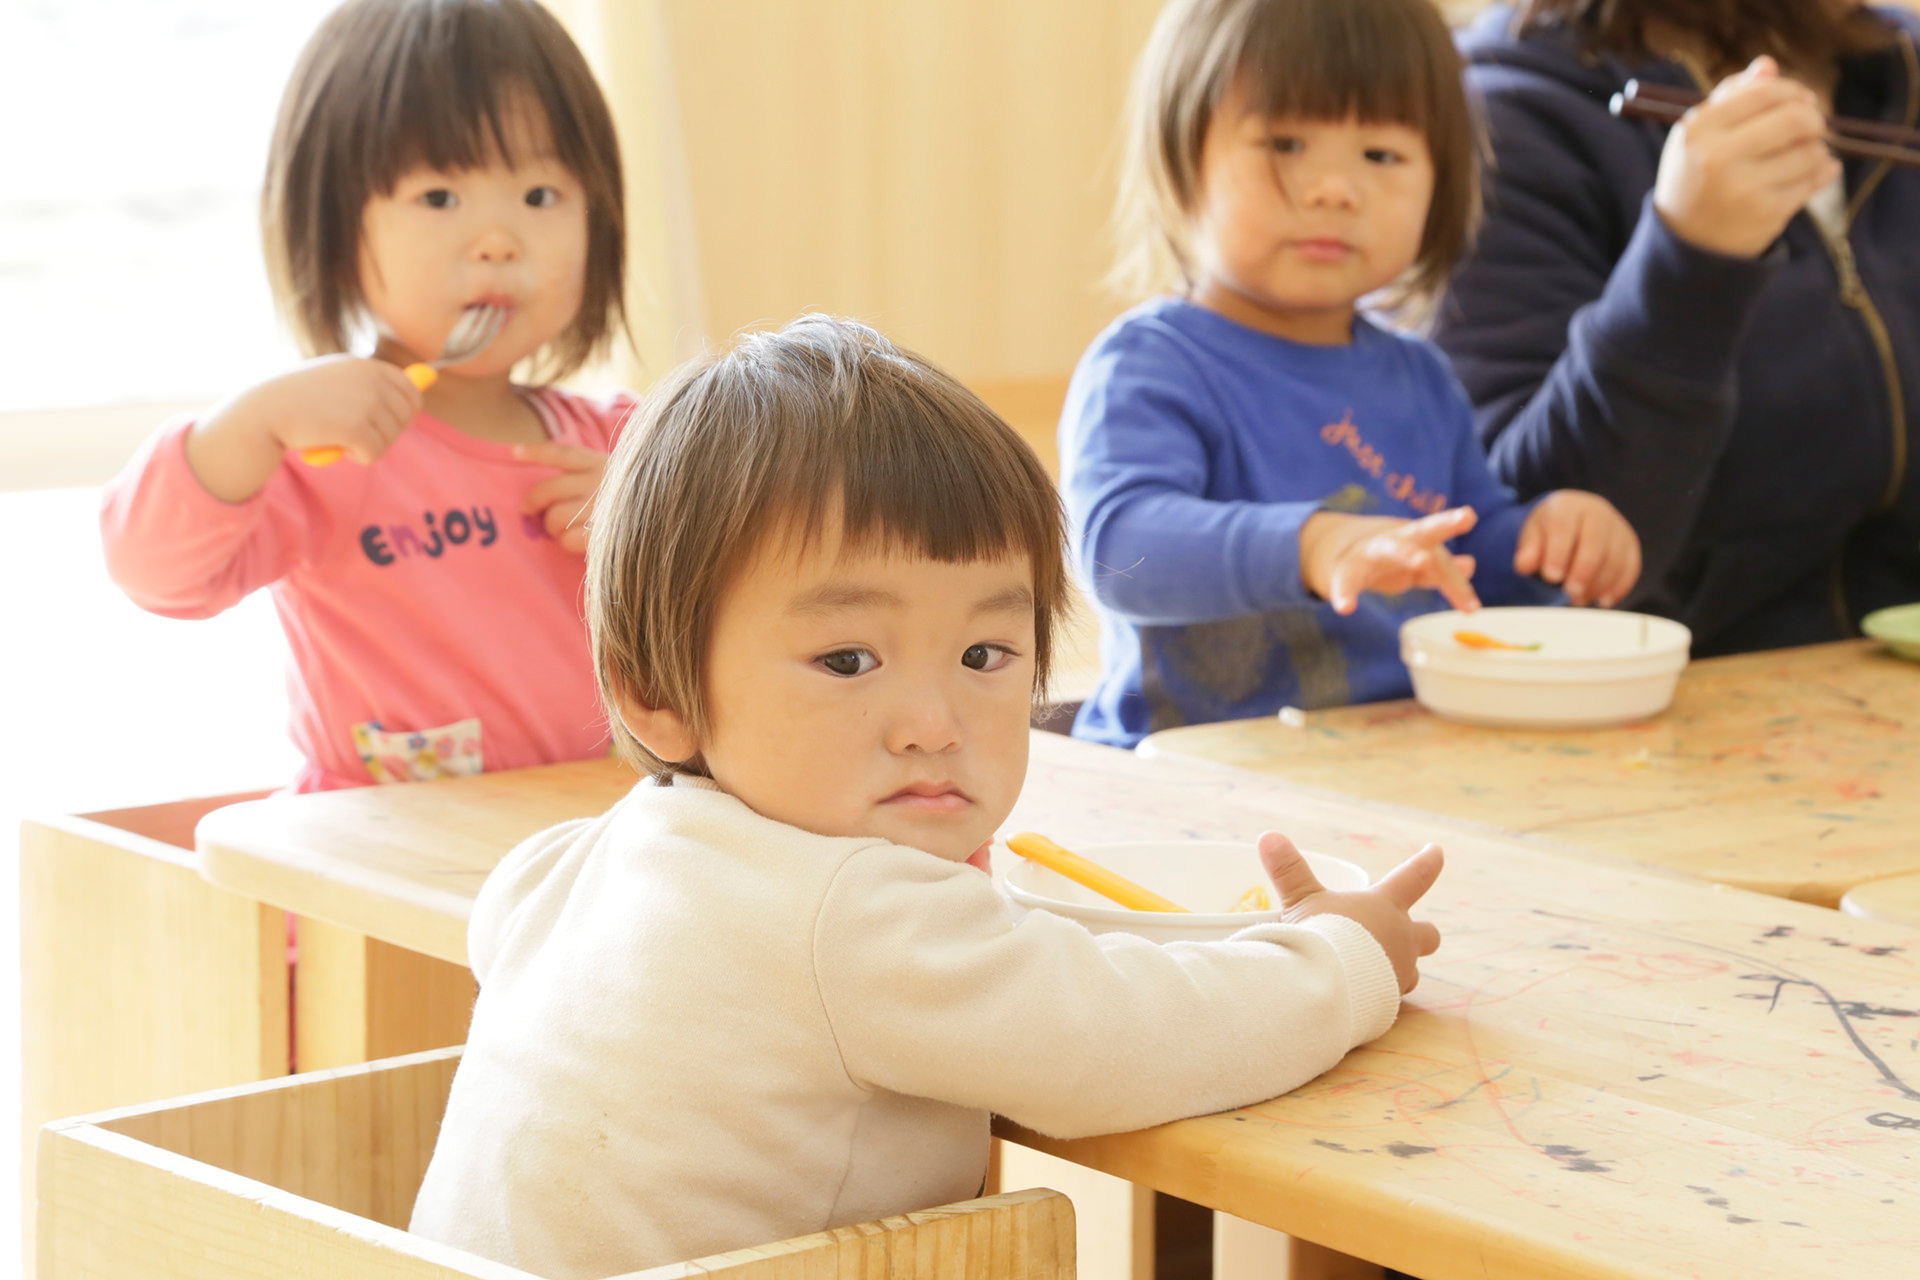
[662,1,1165,384]
[554,0,1165,387]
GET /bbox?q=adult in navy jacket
[1436,1,1920,657]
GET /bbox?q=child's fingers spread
[1258,831,1326,906]
[1425,547,1481,613]
[1375,843,1444,910]
[1326,561,1361,615]
[1403,505,1478,548]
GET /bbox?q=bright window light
[0,1,340,413]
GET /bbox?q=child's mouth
[1289,238,1353,261]
[882,783,971,811]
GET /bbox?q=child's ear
[614,697,700,766]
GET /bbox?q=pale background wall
[546,0,1169,394]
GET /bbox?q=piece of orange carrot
[1454,630,1542,652]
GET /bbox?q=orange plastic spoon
[1006,832,1190,913]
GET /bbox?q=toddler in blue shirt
[1063,0,1643,747]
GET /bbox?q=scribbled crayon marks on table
[1730,971,1920,1101]
[1539,1144,1611,1174]
[1685,1184,1808,1228]
[1307,1138,1438,1159]
[1755,923,1904,958]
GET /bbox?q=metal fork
[299,302,511,466]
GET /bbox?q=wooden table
[1140,640,1920,906]
[198,731,1920,1280]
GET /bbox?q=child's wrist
[1297,510,1349,599]
[186,389,292,501]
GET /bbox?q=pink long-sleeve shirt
[102,387,636,792]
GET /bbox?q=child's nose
[470,224,521,264]
[885,691,962,756]
[1299,167,1360,209]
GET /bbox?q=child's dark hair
[1513,0,1891,70]
[262,0,626,378]
[587,315,1070,778]
[1115,0,1477,311]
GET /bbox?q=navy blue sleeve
[1059,324,1323,626]
[1433,75,1780,587]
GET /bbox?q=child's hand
[1258,832,1442,994]
[186,356,423,501]
[1299,507,1481,615]
[1514,491,1642,607]
[515,441,610,554]
[257,355,422,465]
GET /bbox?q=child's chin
[869,815,984,864]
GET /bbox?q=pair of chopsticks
[1610,80,1920,169]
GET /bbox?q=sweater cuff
[1301,914,1401,1047]
[1584,195,1780,385]
[1228,500,1318,612]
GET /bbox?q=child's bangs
[364,11,598,190]
[833,398,1056,578]
[1233,0,1442,135]
[736,368,1060,589]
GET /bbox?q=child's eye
[421,188,459,209]
[1363,147,1406,165]
[525,185,561,208]
[1263,136,1304,155]
[817,649,877,678]
[961,643,1015,672]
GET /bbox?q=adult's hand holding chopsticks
[1652,55,1841,258]
[1258,832,1443,995]
[1301,506,1482,616]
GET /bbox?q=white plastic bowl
[1400,607,1691,729]
[1000,840,1369,944]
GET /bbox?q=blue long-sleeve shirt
[1060,297,1548,748]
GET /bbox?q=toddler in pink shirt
[102,0,635,791]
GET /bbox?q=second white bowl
[1400,607,1691,729]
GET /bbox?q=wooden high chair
[36,1045,1076,1280]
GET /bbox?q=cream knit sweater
[409,776,1401,1280]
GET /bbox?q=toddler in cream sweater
[409,315,1444,1280]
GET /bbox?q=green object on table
[1862,603,1920,661]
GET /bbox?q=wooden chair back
[38,1047,1075,1280]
